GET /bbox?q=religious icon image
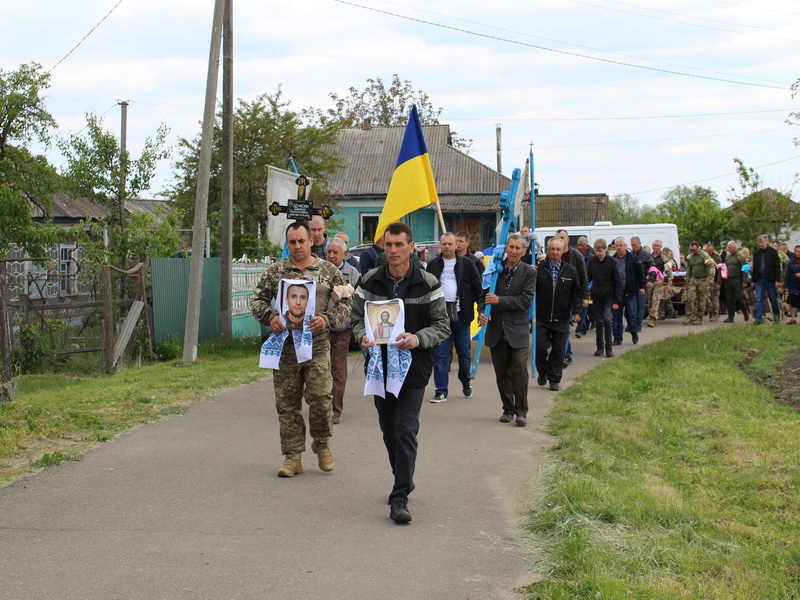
[366,299,402,345]
[279,279,316,331]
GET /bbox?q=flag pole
[434,199,446,233]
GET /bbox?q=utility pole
[183,0,225,364]
[495,123,502,174]
[219,0,233,337]
[119,100,128,230]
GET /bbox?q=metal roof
[324,124,510,212]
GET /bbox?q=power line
[566,0,800,42]
[370,0,787,86]
[48,0,126,74]
[632,154,800,196]
[446,108,795,123]
[332,0,790,90]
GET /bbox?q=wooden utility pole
[219,0,234,337]
[0,261,13,401]
[183,0,225,364]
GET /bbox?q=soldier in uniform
[646,239,674,327]
[704,243,722,322]
[251,221,352,478]
[722,241,750,322]
[683,241,715,325]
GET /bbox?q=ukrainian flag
[374,105,439,242]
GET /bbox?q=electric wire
[48,0,126,74]
[332,0,790,90]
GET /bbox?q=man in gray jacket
[326,237,360,424]
[478,234,537,426]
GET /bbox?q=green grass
[0,336,269,486]
[525,324,800,600]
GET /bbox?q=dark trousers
[724,278,748,318]
[490,338,529,416]
[536,320,569,384]
[433,319,472,396]
[374,386,425,501]
[329,329,352,417]
[593,297,614,350]
[613,295,638,343]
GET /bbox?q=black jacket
[535,260,583,324]
[614,251,645,297]
[587,255,622,305]
[359,244,384,275]
[751,245,782,283]
[426,254,482,324]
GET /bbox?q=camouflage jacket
[686,249,715,280]
[250,256,351,336]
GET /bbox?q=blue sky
[3,0,799,208]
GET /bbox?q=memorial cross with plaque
[268,175,333,221]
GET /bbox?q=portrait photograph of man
[279,280,316,331]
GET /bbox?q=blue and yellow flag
[374,105,439,242]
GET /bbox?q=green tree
[609,193,659,224]
[657,185,733,250]
[727,157,799,249]
[0,62,63,257]
[304,74,472,151]
[168,89,340,258]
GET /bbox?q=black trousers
[593,297,614,350]
[536,320,570,383]
[374,386,425,501]
[490,338,530,417]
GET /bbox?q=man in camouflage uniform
[704,243,722,322]
[646,239,674,327]
[251,221,352,478]
[722,240,750,322]
[683,241,715,325]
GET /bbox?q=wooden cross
[268,175,333,221]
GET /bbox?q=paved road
[0,317,724,600]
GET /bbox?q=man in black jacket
[426,232,482,402]
[351,223,450,524]
[534,237,583,391]
[587,238,622,357]
[612,237,646,345]
[751,234,782,324]
[359,236,385,275]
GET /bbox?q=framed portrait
[279,279,317,331]
[365,299,403,345]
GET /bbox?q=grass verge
[525,324,800,600]
[0,337,269,487]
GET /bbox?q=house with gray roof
[324,123,510,252]
[323,122,610,252]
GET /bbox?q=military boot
[311,439,334,472]
[277,453,303,478]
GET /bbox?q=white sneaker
[430,393,447,403]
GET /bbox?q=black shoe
[332,415,340,425]
[594,349,604,356]
[537,374,547,386]
[562,360,569,369]
[574,332,582,338]
[605,349,614,357]
[499,412,514,423]
[549,382,560,391]
[612,340,622,346]
[631,332,639,344]
[390,498,412,523]
[463,384,473,398]
[565,357,573,364]
[515,415,527,427]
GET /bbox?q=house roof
[324,124,511,212]
[29,195,174,225]
[532,193,611,227]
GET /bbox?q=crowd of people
[251,217,800,524]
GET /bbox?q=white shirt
[440,257,458,306]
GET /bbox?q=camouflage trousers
[648,281,666,322]
[273,335,333,455]
[705,282,720,319]
[686,278,709,322]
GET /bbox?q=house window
[360,213,381,244]
[59,245,77,295]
